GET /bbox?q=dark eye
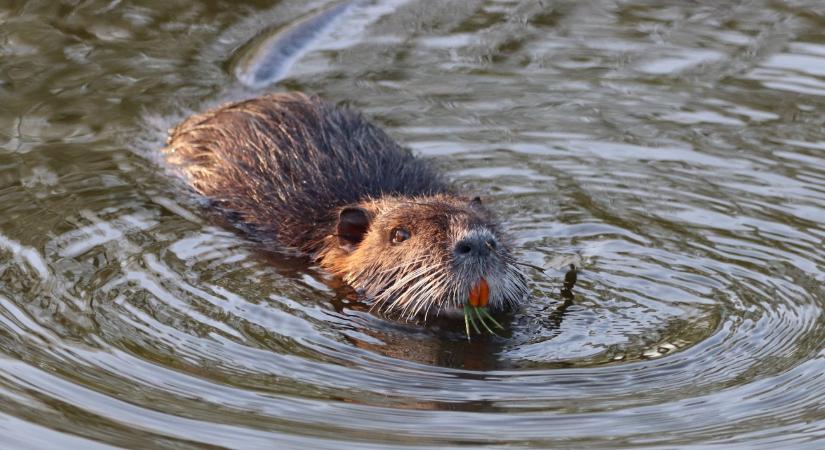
[390,227,410,244]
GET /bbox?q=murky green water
[2,1,824,448]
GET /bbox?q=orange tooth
[469,284,480,307]
[469,278,489,307]
[479,277,489,307]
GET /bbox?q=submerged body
[163,92,528,320]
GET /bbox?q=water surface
[1,1,824,448]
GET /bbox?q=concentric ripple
[1,0,824,449]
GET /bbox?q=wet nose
[454,232,497,258]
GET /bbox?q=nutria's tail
[232,1,353,89]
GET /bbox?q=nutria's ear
[337,207,371,246]
[469,196,482,208]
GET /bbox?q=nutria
[163,92,529,322]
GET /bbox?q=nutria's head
[318,194,529,320]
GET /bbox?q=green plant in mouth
[463,304,503,339]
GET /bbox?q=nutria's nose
[454,230,497,258]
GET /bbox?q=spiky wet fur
[163,92,528,321]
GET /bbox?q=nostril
[455,232,496,257]
[455,242,473,255]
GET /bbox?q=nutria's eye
[390,227,410,244]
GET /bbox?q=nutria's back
[164,92,448,252]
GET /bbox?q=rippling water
[1,1,824,448]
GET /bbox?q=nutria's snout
[449,227,528,316]
[317,195,530,321]
[453,228,497,258]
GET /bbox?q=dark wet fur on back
[164,92,448,252]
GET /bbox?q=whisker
[509,259,546,272]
